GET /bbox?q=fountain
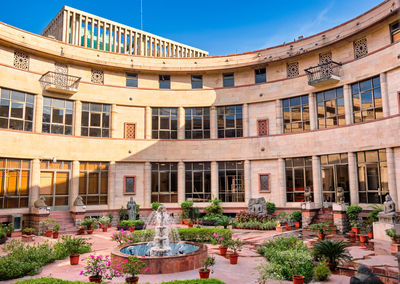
[111,205,207,274]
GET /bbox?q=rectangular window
[357,149,388,204]
[217,105,243,138]
[223,73,234,87]
[320,153,349,203]
[259,174,270,192]
[282,95,310,133]
[191,75,203,89]
[0,88,34,131]
[151,162,178,203]
[390,21,400,43]
[0,158,30,209]
[152,107,178,139]
[126,73,138,87]
[185,107,210,139]
[218,161,244,202]
[316,87,345,129]
[257,119,269,136]
[255,68,266,84]
[285,157,313,202]
[42,97,73,135]
[185,162,211,202]
[351,76,382,123]
[159,75,171,89]
[79,162,108,205]
[81,102,110,137]
[124,176,136,194]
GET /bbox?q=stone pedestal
[22,235,34,242]
[29,207,50,234]
[301,204,319,228]
[373,222,400,242]
[276,226,286,233]
[71,210,86,227]
[332,203,348,234]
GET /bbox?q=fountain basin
[111,242,208,274]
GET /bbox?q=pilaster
[178,107,185,139]
[107,161,116,209]
[309,93,317,130]
[211,162,218,200]
[70,160,80,210]
[34,94,43,133]
[145,106,152,139]
[386,148,398,206]
[111,104,117,138]
[380,72,390,117]
[343,84,353,125]
[74,100,81,136]
[348,152,359,205]
[277,158,286,207]
[178,161,185,203]
[243,103,249,137]
[244,160,251,203]
[144,162,152,207]
[210,106,217,139]
[275,100,283,134]
[312,155,323,207]
[29,159,40,209]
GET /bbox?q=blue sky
[0,0,383,55]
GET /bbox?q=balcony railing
[39,71,81,94]
[305,61,342,86]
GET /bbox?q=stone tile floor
[1,226,399,283]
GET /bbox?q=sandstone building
[0,1,399,228]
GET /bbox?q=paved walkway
[2,227,398,283]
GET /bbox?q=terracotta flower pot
[318,233,325,240]
[25,231,32,236]
[184,219,189,225]
[45,230,53,237]
[69,254,80,265]
[108,223,112,228]
[89,275,102,283]
[349,231,356,238]
[286,224,291,231]
[198,269,210,279]
[219,246,228,256]
[102,227,108,232]
[100,224,104,229]
[78,228,85,235]
[188,224,193,228]
[368,232,373,239]
[294,221,301,229]
[125,276,139,284]
[86,229,94,234]
[129,227,135,232]
[359,234,368,243]
[292,275,305,284]
[53,232,59,239]
[229,253,239,264]
[352,227,360,234]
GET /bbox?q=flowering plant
[119,256,149,278]
[80,254,122,280]
[211,232,229,248]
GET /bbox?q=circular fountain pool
[111,242,208,274]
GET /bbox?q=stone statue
[383,194,396,215]
[34,197,47,208]
[248,197,267,214]
[304,187,312,203]
[337,187,345,204]
[73,196,84,206]
[350,264,383,284]
[127,197,137,220]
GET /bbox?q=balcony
[39,72,81,95]
[305,61,342,87]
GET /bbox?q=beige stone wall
[250,160,278,203]
[114,105,145,139]
[248,101,276,136]
[114,162,145,208]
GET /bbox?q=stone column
[111,104,117,138]
[145,106,152,139]
[309,93,317,130]
[243,103,249,137]
[178,161,185,203]
[29,159,40,209]
[348,152,359,205]
[277,158,286,207]
[380,72,390,117]
[210,106,217,139]
[107,161,115,209]
[70,160,80,209]
[74,100,81,136]
[244,160,251,203]
[312,156,323,207]
[211,162,218,200]
[275,99,284,134]
[144,162,151,208]
[34,94,43,133]
[343,84,353,125]
[178,107,185,139]
[386,148,398,206]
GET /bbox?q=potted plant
[291,211,302,229]
[277,212,290,230]
[227,239,244,264]
[386,228,400,244]
[4,224,14,237]
[0,230,6,244]
[181,201,194,225]
[312,240,352,271]
[216,215,232,229]
[292,275,305,284]
[80,254,120,283]
[151,202,162,211]
[78,225,86,235]
[41,218,56,237]
[309,222,330,240]
[198,255,215,279]
[81,217,97,234]
[120,255,149,283]
[359,225,368,243]
[346,205,362,234]
[52,224,60,239]
[99,216,111,232]
[62,235,92,265]
[23,227,35,236]
[188,219,194,228]
[107,211,114,228]
[212,232,230,256]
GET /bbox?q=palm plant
[312,240,352,270]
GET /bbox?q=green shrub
[266,202,276,215]
[152,202,162,211]
[312,240,352,266]
[313,262,331,281]
[291,211,302,222]
[161,280,225,284]
[346,205,362,225]
[181,201,194,220]
[15,278,88,283]
[204,199,223,216]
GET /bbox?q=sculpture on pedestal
[34,197,47,208]
[337,187,345,204]
[382,194,396,216]
[73,196,85,206]
[304,186,312,203]
[248,197,267,214]
[127,197,137,220]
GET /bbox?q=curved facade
[0,0,400,226]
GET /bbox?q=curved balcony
[305,61,342,87]
[39,71,81,94]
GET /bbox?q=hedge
[15,277,225,284]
